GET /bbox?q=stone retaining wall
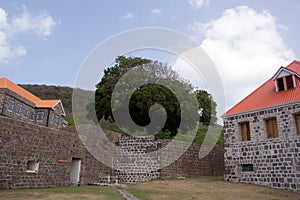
[159,141,224,178]
[116,136,225,183]
[0,116,112,189]
[0,116,225,188]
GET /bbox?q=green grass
[127,177,300,200]
[1,178,300,200]
[0,186,123,200]
[100,119,224,147]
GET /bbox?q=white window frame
[15,104,22,115]
[37,112,44,121]
[7,100,14,112]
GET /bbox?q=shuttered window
[295,114,300,135]
[266,118,278,138]
[240,122,251,141]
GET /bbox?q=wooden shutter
[266,118,278,138]
[295,114,300,135]
[241,122,250,141]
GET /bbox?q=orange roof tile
[0,77,60,109]
[35,100,61,108]
[224,60,300,116]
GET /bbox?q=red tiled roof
[0,78,60,108]
[224,60,300,116]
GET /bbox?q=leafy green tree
[94,56,217,138]
[195,89,217,125]
[95,56,151,121]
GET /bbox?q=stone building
[0,78,66,128]
[223,60,300,192]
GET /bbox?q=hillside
[20,84,94,117]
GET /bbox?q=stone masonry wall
[223,102,300,192]
[0,116,112,189]
[159,141,224,178]
[0,114,225,188]
[116,136,160,184]
[116,136,224,184]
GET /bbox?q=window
[239,122,251,141]
[276,75,295,92]
[37,112,44,121]
[277,78,284,91]
[29,112,34,120]
[286,75,294,89]
[23,108,29,118]
[53,115,57,124]
[16,104,22,115]
[266,118,278,138]
[295,114,300,135]
[51,114,54,123]
[7,100,14,111]
[242,164,253,172]
[26,161,40,173]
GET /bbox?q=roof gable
[224,60,300,116]
[272,67,300,80]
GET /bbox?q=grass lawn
[0,186,123,200]
[127,177,300,200]
[1,177,300,200]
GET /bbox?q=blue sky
[1,0,300,113]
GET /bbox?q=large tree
[95,56,152,121]
[94,56,217,137]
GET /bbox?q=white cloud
[188,6,295,112]
[151,8,161,16]
[122,13,135,20]
[0,6,57,64]
[188,0,210,9]
[11,9,57,39]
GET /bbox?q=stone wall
[0,116,112,189]
[115,136,225,184]
[159,141,224,178]
[223,102,300,192]
[0,115,225,189]
[116,136,160,184]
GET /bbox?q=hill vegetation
[20,84,93,118]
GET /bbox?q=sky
[1,0,300,117]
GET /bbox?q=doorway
[70,158,82,185]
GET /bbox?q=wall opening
[242,164,253,172]
[26,161,40,173]
[70,158,82,185]
[294,113,300,135]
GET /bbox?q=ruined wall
[223,102,300,192]
[0,116,112,189]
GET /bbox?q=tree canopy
[93,56,217,138]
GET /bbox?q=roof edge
[223,100,300,118]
